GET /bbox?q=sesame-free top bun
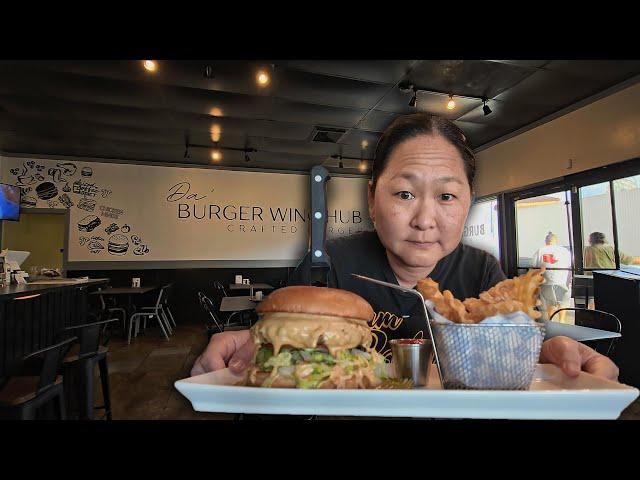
[255,286,374,322]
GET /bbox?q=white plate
[174,364,639,420]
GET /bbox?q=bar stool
[62,317,119,420]
[0,337,76,420]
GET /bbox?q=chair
[63,317,119,420]
[213,281,228,298]
[138,283,176,331]
[129,288,171,343]
[550,307,622,357]
[0,336,76,420]
[198,291,224,339]
[211,282,248,327]
[96,287,127,339]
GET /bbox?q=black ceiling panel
[271,68,391,109]
[357,110,401,132]
[491,68,608,108]
[276,60,418,84]
[544,60,640,84]
[405,60,537,99]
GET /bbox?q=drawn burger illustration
[20,195,37,208]
[108,234,129,255]
[35,182,59,200]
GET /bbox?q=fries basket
[428,311,545,390]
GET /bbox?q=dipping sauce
[393,338,427,345]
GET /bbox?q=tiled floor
[95,323,640,420]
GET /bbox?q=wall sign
[1,156,373,263]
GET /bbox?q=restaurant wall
[0,155,373,269]
[474,81,640,197]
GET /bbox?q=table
[220,296,259,312]
[91,286,158,296]
[228,283,274,291]
[544,317,622,341]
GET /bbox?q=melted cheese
[251,312,373,356]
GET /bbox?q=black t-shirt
[287,230,506,360]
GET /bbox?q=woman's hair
[371,112,476,190]
[589,232,607,245]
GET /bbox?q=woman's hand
[540,336,619,382]
[191,330,256,376]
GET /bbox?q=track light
[211,143,222,162]
[256,69,270,87]
[359,160,367,172]
[446,95,456,110]
[409,87,417,107]
[143,60,157,72]
[482,98,492,116]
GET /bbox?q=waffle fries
[417,269,545,324]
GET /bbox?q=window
[613,174,640,274]
[462,198,500,260]
[514,190,574,320]
[580,182,616,270]
[515,191,573,269]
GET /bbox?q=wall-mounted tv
[0,183,21,221]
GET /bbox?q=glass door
[514,190,574,321]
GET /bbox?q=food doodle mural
[6,158,151,259]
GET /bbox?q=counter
[0,278,109,379]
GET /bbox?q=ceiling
[0,60,639,174]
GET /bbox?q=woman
[192,113,618,382]
[584,231,640,268]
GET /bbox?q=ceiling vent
[310,126,347,143]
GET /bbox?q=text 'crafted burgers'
[248,286,388,389]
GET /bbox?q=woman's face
[368,134,472,272]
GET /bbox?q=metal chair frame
[550,307,622,357]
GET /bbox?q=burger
[108,234,129,255]
[20,195,37,208]
[248,286,388,389]
[35,182,58,200]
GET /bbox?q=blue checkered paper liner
[425,301,545,390]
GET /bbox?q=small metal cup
[390,339,434,387]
